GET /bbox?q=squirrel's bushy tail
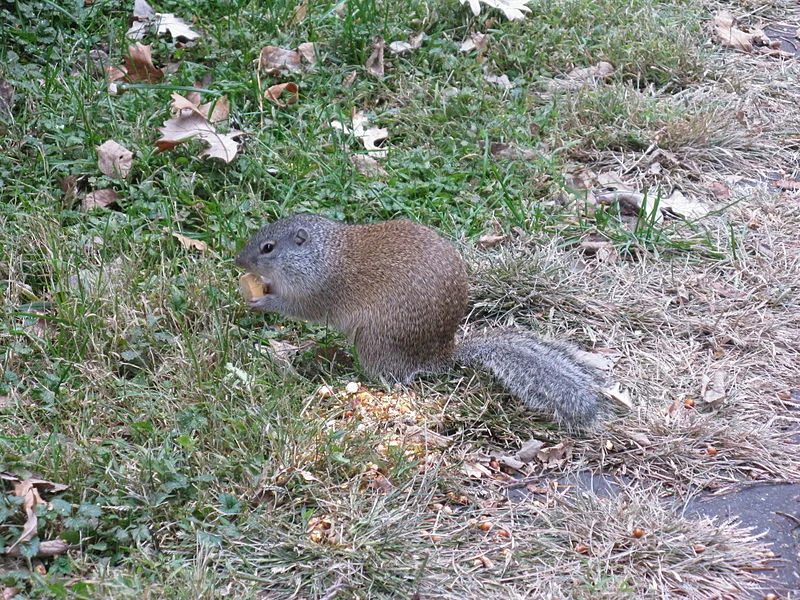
[454,330,604,431]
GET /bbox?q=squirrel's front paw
[247,295,279,312]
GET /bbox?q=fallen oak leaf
[133,0,154,19]
[460,0,531,21]
[97,140,133,180]
[156,94,243,163]
[170,91,230,123]
[154,13,200,42]
[155,111,242,162]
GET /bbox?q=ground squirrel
[235,214,604,430]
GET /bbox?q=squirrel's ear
[294,228,309,246]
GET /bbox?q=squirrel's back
[335,220,468,380]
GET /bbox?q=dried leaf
[156,95,243,163]
[350,154,388,177]
[265,82,299,107]
[297,42,317,65]
[388,32,425,55]
[96,140,133,180]
[342,71,357,88]
[660,189,710,220]
[536,441,574,468]
[713,12,763,52]
[773,179,800,191]
[701,371,728,408]
[365,36,385,78]
[0,80,14,116]
[388,40,412,54]
[5,539,70,558]
[112,42,163,84]
[126,0,156,38]
[289,1,307,25]
[331,111,388,158]
[460,0,531,21]
[514,439,545,463]
[459,32,488,53]
[133,0,155,19]
[710,181,730,199]
[6,480,49,553]
[548,61,614,91]
[155,13,200,42]
[82,189,121,211]
[487,141,536,160]
[477,233,506,249]
[484,71,513,89]
[206,96,230,123]
[259,45,302,75]
[601,382,633,410]
[463,461,494,479]
[172,232,207,252]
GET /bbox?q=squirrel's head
[235,214,337,297]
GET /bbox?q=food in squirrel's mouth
[239,273,269,301]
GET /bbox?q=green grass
[1,0,797,597]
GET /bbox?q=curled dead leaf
[297,42,317,66]
[172,232,208,252]
[265,82,299,107]
[365,36,385,78]
[121,42,163,83]
[536,440,573,468]
[477,233,506,249]
[97,140,133,180]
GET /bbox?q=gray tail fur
[454,329,605,431]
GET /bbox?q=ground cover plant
[1,0,799,598]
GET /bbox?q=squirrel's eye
[260,241,275,254]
